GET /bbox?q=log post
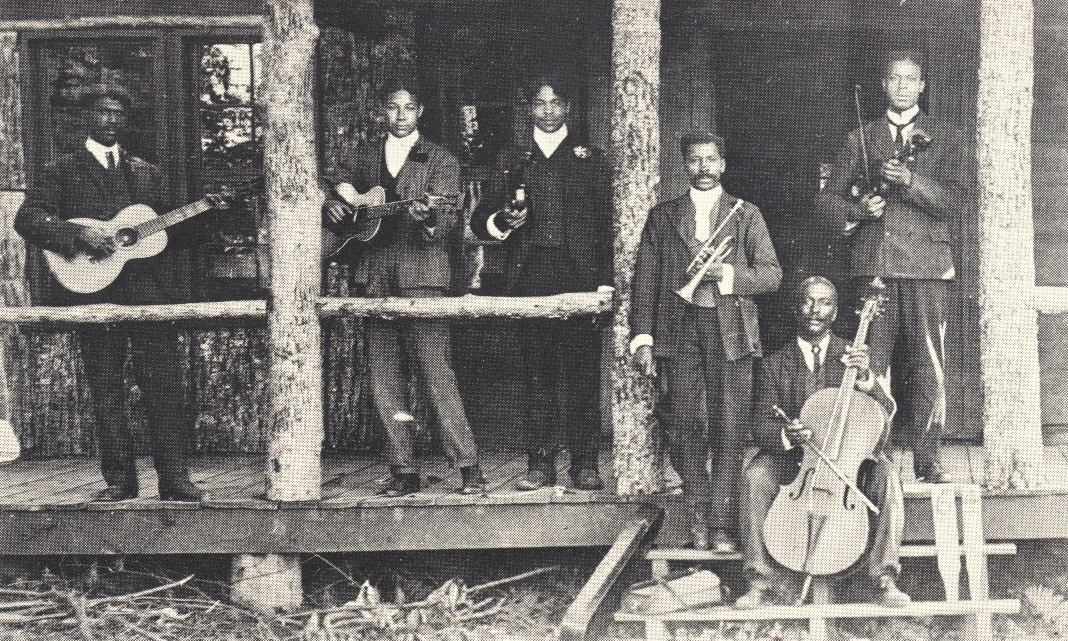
[977,0,1044,488]
[611,0,663,494]
[232,0,324,612]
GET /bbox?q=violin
[762,280,889,588]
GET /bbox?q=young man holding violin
[818,50,965,484]
[322,78,482,497]
[736,277,909,609]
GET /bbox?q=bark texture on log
[262,0,324,501]
[977,0,1044,488]
[0,34,24,192]
[611,0,662,495]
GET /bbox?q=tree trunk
[977,0,1043,488]
[233,0,323,613]
[611,0,662,494]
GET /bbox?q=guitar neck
[135,199,212,238]
[360,199,418,222]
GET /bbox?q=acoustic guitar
[43,180,256,294]
[323,185,460,262]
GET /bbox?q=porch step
[645,541,1017,564]
[614,598,1020,623]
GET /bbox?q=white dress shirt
[384,130,420,178]
[86,138,120,169]
[533,124,568,158]
[886,104,921,142]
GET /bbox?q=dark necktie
[106,151,117,171]
[806,343,824,399]
[888,115,916,146]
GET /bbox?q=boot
[381,473,421,497]
[159,479,210,502]
[570,465,603,491]
[458,465,486,495]
[709,528,739,555]
[874,574,911,608]
[735,576,777,609]
[516,452,555,491]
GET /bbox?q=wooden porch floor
[0,444,1063,555]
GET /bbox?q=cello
[762,280,890,592]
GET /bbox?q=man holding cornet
[631,132,782,552]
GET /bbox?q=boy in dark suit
[323,79,482,497]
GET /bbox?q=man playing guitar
[322,78,483,497]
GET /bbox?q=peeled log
[611,0,662,494]
[977,0,1044,488]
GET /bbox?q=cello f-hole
[788,467,815,501]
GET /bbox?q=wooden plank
[901,542,1016,557]
[614,599,1020,622]
[931,484,962,601]
[560,515,661,641]
[0,459,88,498]
[960,485,993,641]
[0,500,662,555]
[646,549,744,562]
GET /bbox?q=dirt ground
[0,542,1063,640]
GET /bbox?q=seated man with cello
[736,277,910,609]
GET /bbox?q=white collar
[689,184,723,210]
[384,130,420,177]
[533,124,568,158]
[85,138,120,169]
[886,104,921,125]
[797,334,832,369]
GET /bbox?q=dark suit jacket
[753,334,896,454]
[15,146,202,306]
[631,192,782,361]
[324,136,460,295]
[818,113,965,280]
[471,134,612,293]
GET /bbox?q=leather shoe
[570,467,603,491]
[381,474,421,497]
[515,468,556,491]
[92,485,138,502]
[874,574,912,608]
[159,481,210,502]
[458,466,486,495]
[735,578,777,609]
[917,464,952,484]
[709,529,739,554]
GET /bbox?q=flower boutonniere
[573,146,590,159]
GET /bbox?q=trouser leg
[79,325,136,489]
[665,349,709,523]
[706,353,751,531]
[366,318,416,473]
[560,316,600,468]
[520,320,557,467]
[864,454,905,580]
[404,319,478,469]
[902,280,948,472]
[129,324,193,490]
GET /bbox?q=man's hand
[73,226,115,261]
[500,204,528,230]
[881,158,913,187]
[843,344,873,382]
[634,344,657,378]
[785,419,812,446]
[324,200,353,225]
[859,193,885,220]
[696,262,724,282]
[409,198,431,222]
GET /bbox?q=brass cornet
[674,199,744,303]
[675,236,734,303]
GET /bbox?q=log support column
[232,0,324,612]
[977,0,1044,488]
[611,0,663,494]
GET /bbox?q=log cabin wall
[1034,0,1068,441]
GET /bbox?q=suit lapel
[672,197,701,251]
[76,147,112,204]
[396,140,430,200]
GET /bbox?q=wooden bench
[617,483,1020,641]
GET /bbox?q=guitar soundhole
[115,228,139,247]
